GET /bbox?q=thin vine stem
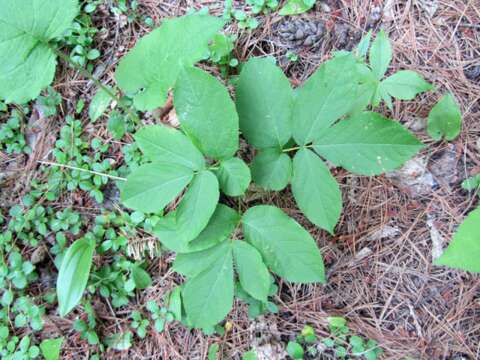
[38,161,127,181]
[282,144,314,153]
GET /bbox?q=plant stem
[38,161,127,181]
[282,144,314,153]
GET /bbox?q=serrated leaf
[115,14,224,111]
[89,87,113,122]
[427,93,462,141]
[216,157,251,196]
[279,0,315,15]
[174,67,239,160]
[40,338,63,360]
[381,70,433,100]
[369,30,392,80]
[57,237,95,317]
[154,170,220,251]
[313,112,424,175]
[435,208,480,273]
[292,149,342,234]
[236,57,293,148]
[0,0,79,103]
[135,125,205,170]
[121,162,194,213]
[183,243,234,328]
[131,266,152,289]
[233,241,270,302]
[251,148,292,191]
[292,53,359,144]
[242,205,325,283]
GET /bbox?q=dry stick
[38,160,127,181]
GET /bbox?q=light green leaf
[462,174,480,191]
[40,337,63,360]
[233,241,270,302]
[174,67,239,160]
[292,53,359,144]
[243,205,325,283]
[242,351,259,360]
[381,70,433,100]
[236,57,293,148]
[292,149,342,234]
[369,30,392,80]
[154,170,220,251]
[0,0,79,103]
[427,93,462,141]
[356,30,373,58]
[135,125,205,170]
[216,157,251,196]
[435,208,480,273]
[131,266,152,289]
[121,162,194,213]
[208,344,220,360]
[279,0,315,15]
[167,286,182,321]
[57,236,95,317]
[287,341,304,359]
[313,112,424,176]
[183,243,234,328]
[89,87,113,122]
[251,148,292,191]
[115,14,224,111]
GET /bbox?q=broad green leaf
[233,241,270,302]
[0,0,79,103]
[40,337,63,360]
[381,70,433,100]
[131,266,152,289]
[174,67,239,160]
[313,112,424,175]
[183,243,234,328]
[116,14,224,111]
[89,87,113,122]
[243,205,325,283]
[135,125,205,170]
[435,208,480,273]
[216,157,251,196]
[279,0,315,15]
[356,30,373,59]
[251,148,292,191]
[154,170,220,251]
[121,162,194,213]
[292,149,342,234]
[369,30,392,80]
[236,57,293,148]
[292,53,359,144]
[427,93,462,141]
[57,236,95,317]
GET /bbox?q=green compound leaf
[313,112,424,176]
[115,14,224,111]
[182,243,234,328]
[0,0,79,103]
[381,70,433,100]
[57,236,95,317]
[251,148,292,191]
[233,240,270,302]
[135,125,205,171]
[40,337,64,360]
[279,0,315,15]
[89,86,113,122]
[427,93,462,141]
[292,148,342,234]
[293,53,359,145]
[236,57,293,148]
[243,205,325,283]
[121,162,194,214]
[154,170,220,251]
[215,157,251,196]
[369,30,392,80]
[174,67,239,160]
[435,208,480,273]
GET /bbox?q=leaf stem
[38,161,127,181]
[282,144,314,153]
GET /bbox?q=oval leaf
[251,148,292,191]
[89,87,113,122]
[427,93,462,141]
[216,157,251,196]
[369,30,392,80]
[381,70,433,100]
[132,266,152,289]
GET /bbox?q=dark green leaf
[251,148,292,191]
[131,266,152,289]
[381,70,433,100]
[427,93,462,141]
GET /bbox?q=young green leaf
[462,174,480,191]
[381,70,433,100]
[427,93,462,141]
[243,205,325,283]
[174,67,239,160]
[279,0,315,15]
[168,286,183,321]
[287,341,304,359]
[369,30,392,80]
[233,241,270,302]
[135,125,205,170]
[236,57,293,148]
[242,350,259,360]
[215,157,251,196]
[251,148,292,191]
[292,148,342,234]
[208,344,220,360]
[131,266,152,289]
[121,162,194,213]
[115,14,224,111]
[434,208,480,272]
[313,112,424,175]
[57,236,95,317]
[89,87,113,122]
[40,337,64,360]
[0,0,79,103]
[356,30,373,59]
